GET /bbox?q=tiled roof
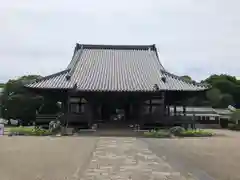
[27,44,208,92]
[27,70,72,89]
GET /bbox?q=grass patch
[177,129,214,137]
[9,126,52,136]
[143,129,172,138]
[143,127,214,138]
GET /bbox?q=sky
[0,0,239,82]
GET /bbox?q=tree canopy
[0,75,62,124]
[204,74,239,107]
[183,74,239,108]
[0,75,44,124]
[181,75,192,82]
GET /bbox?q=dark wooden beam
[183,105,186,116]
[174,105,177,116]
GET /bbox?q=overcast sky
[0,0,239,82]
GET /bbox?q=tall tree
[1,75,43,124]
[206,88,222,107]
[203,74,239,107]
[220,94,234,107]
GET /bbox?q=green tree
[1,75,43,124]
[203,74,239,107]
[220,94,234,107]
[206,88,221,107]
[181,75,192,82]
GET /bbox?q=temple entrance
[101,102,126,121]
[94,93,139,129]
[99,102,130,129]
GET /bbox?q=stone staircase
[76,121,143,137]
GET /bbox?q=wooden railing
[35,112,92,129]
[141,114,194,129]
[61,113,91,128]
[35,114,59,128]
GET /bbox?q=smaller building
[213,108,232,120]
[170,106,233,126]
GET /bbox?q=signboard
[70,97,81,103]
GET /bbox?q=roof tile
[26,44,208,92]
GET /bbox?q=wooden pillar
[174,105,177,116]
[192,114,196,129]
[149,99,152,113]
[99,104,103,120]
[167,106,170,116]
[182,105,188,129]
[137,101,143,126]
[66,92,70,127]
[129,103,133,120]
[162,91,166,116]
[183,105,186,116]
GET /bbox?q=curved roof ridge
[66,45,84,79]
[161,70,209,88]
[26,69,69,85]
[152,44,165,71]
[76,43,156,51]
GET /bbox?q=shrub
[144,129,172,138]
[169,126,185,135]
[177,129,214,137]
[229,124,240,131]
[49,120,61,133]
[143,128,214,138]
[9,126,52,136]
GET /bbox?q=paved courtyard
[0,129,240,180]
[80,137,189,180]
[144,129,240,180]
[0,136,97,180]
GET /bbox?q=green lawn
[9,126,52,136]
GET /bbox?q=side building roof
[26,44,208,92]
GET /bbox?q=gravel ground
[0,136,97,180]
[143,129,240,180]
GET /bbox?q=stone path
[80,137,194,180]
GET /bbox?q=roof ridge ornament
[161,76,166,83]
[66,44,84,81]
[153,84,160,91]
[66,74,71,80]
[73,83,77,89]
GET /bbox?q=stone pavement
[80,137,194,180]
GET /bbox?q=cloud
[0,0,240,82]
